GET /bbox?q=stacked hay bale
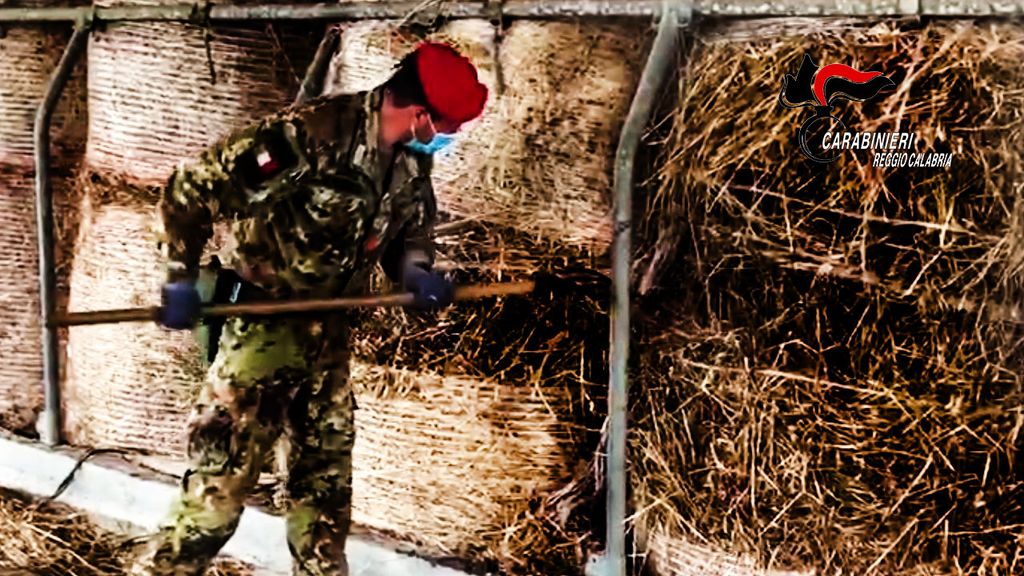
[63,5,315,455]
[63,176,210,454]
[0,8,87,434]
[350,245,612,573]
[348,362,577,566]
[0,9,87,166]
[326,19,642,254]
[0,169,81,434]
[84,11,313,182]
[633,18,1024,576]
[326,18,648,574]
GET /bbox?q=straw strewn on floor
[0,488,252,575]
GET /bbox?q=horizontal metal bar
[701,0,1024,16]
[0,0,1021,24]
[0,1,661,23]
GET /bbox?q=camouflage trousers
[130,315,355,576]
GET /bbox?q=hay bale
[325,19,648,253]
[85,20,314,185]
[351,361,576,573]
[0,24,87,165]
[353,216,608,402]
[642,524,812,576]
[0,168,46,433]
[0,166,79,434]
[350,225,609,574]
[634,18,1024,576]
[63,174,208,455]
[354,245,609,403]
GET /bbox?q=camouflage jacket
[158,88,437,298]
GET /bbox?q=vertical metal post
[607,1,682,574]
[35,22,90,446]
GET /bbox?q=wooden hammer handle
[51,280,536,327]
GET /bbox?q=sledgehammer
[50,268,610,328]
[49,281,536,328]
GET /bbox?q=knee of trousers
[287,467,353,510]
[173,476,249,532]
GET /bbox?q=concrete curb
[0,436,470,576]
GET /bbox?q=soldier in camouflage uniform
[130,42,489,576]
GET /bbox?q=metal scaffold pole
[34,21,91,447]
[606,1,684,574]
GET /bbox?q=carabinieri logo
[779,54,896,163]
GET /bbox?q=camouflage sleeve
[159,114,308,282]
[381,177,438,283]
[403,177,438,269]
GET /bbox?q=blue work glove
[403,264,454,309]
[159,281,202,329]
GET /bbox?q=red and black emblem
[779,54,896,163]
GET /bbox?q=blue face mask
[405,132,455,155]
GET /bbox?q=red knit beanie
[414,42,488,125]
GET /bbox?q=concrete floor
[0,434,470,576]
